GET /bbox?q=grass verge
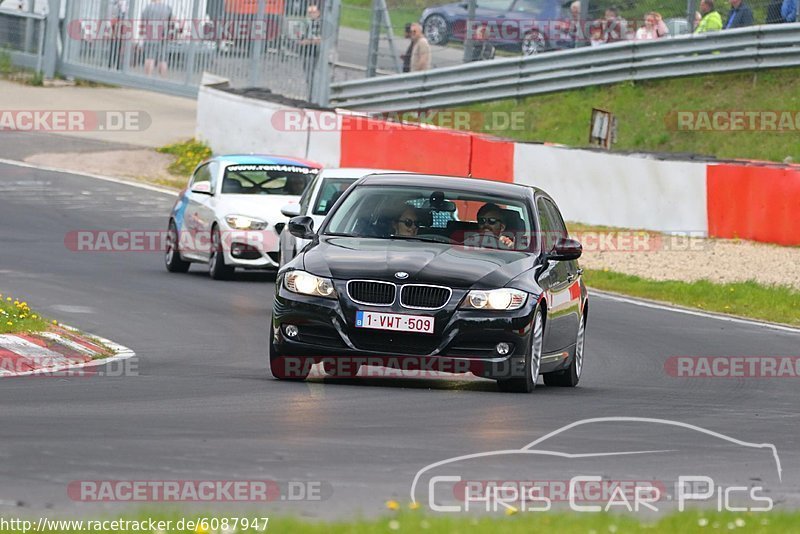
[462,67,800,163]
[1,510,796,533]
[0,293,50,334]
[157,139,212,177]
[583,269,800,327]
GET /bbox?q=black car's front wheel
[423,14,450,46]
[498,306,543,393]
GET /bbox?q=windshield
[323,185,535,251]
[221,164,318,195]
[313,177,357,215]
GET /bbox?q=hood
[215,195,299,224]
[302,236,536,289]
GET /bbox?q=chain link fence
[59,0,339,102]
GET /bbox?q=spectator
[602,7,628,43]
[107,0,128,70]
[695,0,723,33]
[299,4,322,72]
[724,0,754,29]
[141,0,172,77]
[781,0,797,22]
[693,10,703,30]
[589,21,605,46]
[766,0,785,22]
[400,22,414,73]
[410,22,431,72]
[635,12,660,40]
[653,12,669,37]
[567,1,585,45]
[470,25,496,61]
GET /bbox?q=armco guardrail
[330,24,800,111]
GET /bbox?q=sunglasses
[397,218,421,228]
[477,217,503,225]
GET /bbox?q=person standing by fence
[141,0,173,76]
[724,0,754,28]
[409,22,431,72]
[695,0,723,33]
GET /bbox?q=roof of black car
[359,173,540,199]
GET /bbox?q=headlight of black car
[460,288,527,310]
[284,270,337,299]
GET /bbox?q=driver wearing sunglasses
[391,205,421,237]
[476,203,515,248]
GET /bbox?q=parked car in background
[421,0,573,55]
[278,168,408,268]
[165,154,321,279]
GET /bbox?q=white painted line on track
[589,289,800,334]
[0,158,178,197]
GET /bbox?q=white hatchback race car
[165,154,322,279]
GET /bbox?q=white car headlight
[461,288,527,310]
[285,270,336,299]
[225,215,268,230]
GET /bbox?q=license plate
[355,311,434,334]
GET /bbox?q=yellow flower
[385,500,400,511]
[52,320,58,325]
[31,315,38,319]
[6,322,12,326]
[408,501,420,510]
[6,297,11,301]
[504,505,519,515]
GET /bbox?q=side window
[299,175,318,214]
[542,198,568,241]
[190,163,211,187]
[536,197,558,252]
[207,161,220,193]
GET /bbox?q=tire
[544,310,585,387]
[208,225,235,280]
[269,323,310,381]
[497,306,543,393]
[522,31,546,56]
[423,14,450,46]
[165,221,190,273]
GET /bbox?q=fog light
[284,325,299,338]
[496,342,510,355]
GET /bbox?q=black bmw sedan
[270,174,587,393]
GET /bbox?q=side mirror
[549,237,582,261]
[281,203,301,218]
[288,216,315,240]
[190,182,212,195]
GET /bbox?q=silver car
[277,168,406,268]
[165,154,322,279]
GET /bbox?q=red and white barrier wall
[197,86,800,246]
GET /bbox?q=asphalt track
[1,161,799,519]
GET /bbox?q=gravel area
[579,233,800,290]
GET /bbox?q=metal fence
[0,6,46,72]
[330,23,800,111]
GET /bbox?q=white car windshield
[221,164,318,195]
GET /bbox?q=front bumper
[221,227,281,269]
[271,276,568,379]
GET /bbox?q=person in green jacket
[695,0,724,33]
